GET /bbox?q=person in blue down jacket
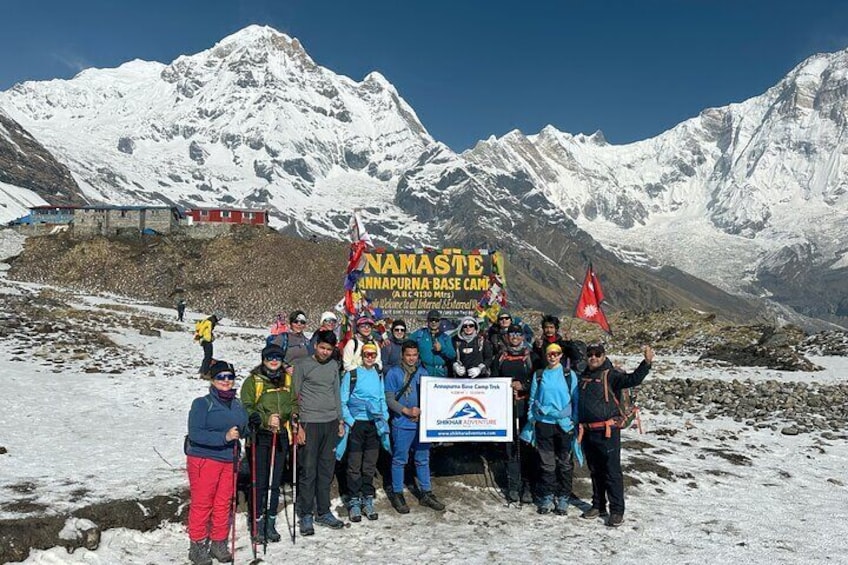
[384,340,446,514]
[185,360,248,565]
[520,342,583,517]
[335,342,391,522]
[409,309,455,377]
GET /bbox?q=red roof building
[186,208,268,226]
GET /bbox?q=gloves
[468,364,487,379]
[453,362,466,377]
[248,412,262,430]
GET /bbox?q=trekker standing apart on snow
[520,343,580,516]
[342,315,382,372]
[284,310,314,365]
[240,344,297,544]
[185,360,248,565]
[493,324,538,503]
[451,316,493,378]
[384,341,446,514]
[293,330,346,535]
[409,309,455,378]
[176,298,186,322]
[338,343,390,522]
[532,315,586,374]
[194,312,222,378]
[380,319,408,375]
[578,343,653,527]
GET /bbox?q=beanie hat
[426,309,441,320]
[320,311,338,323]
[209,360,235,378]
[586,343,606,355]
[391,319,407,331]
[507,323,523,334]
[356,316,374,327]
[497,309,512,320]
[361,343,379,355]
[261,344,286,361]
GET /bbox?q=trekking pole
[291,418,298,545]
[264,431,278,556]
[250,429,258,562]
[231,442,239,565]
[514,412,522,507]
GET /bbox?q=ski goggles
[363,352,378,359]
[264,354,284,362]
[213,372,236,381]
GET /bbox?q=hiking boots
[363,496,378,520]
[419,491,446,511]
[554,497,569,516]
[389,492,410,514]
[252,515,281,543]
[299,514,315,536]
[581,507,608,519]
[208,540,233,563]
[537,495,554,514]
[347,497,362,523]
[188,539,212,565]
[608,513,624,527]
[315,512,345,529]
[520,486,534,504]
[506,489,520,503]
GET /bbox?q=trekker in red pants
[186,360,248,564]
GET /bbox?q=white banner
[419,377,513,443]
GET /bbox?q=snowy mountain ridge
[0,26,845,325]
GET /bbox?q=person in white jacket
[343,316,383,372]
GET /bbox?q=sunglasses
[546,352,562,358]
[293,319,307,324]
[428,318,440,322]
[213,373,236,381]
[587,351,604,358]
[461,324,476,329]
[508,332,522,337]
[498,317,511,321]
[264,355,283,362]
[363,352,378,359]
[393,328,406,333]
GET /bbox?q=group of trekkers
[184,308,654,564]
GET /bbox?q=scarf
[210,385,235,405]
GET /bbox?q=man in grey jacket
[293,330,346,535]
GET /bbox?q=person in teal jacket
[336,343,390,522]
[409,309,455,377]
[520,342,583,516]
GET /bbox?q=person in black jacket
[492,325,538,503]
[532,315,586,374]
[578,343,654,527]
[451,316,493,378]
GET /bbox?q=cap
[212,311,225,320]
[320,311,338,323]
[356,316,374,327]
[209,360,235,377]
[586,343,606,355]
[361,343,379,355]
[261,344,286,361]
[507,323,523,335]
[497,309,512,320]
[426,309,441,320]
[545,343,563,354]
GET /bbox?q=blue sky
[2,0,847,151]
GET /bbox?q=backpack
[581,369,641,431]
[265,332,289,356]
[347,367,383,394]
[193,320,204,341]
